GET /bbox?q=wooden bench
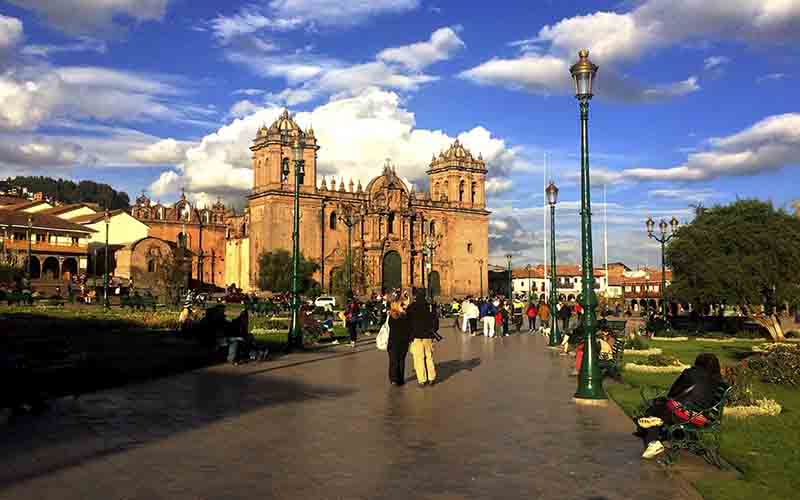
[37,297,65,307]
[637,383,733,467]
[120,294,157,311]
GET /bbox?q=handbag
[376,315,390,351]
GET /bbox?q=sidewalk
[0,328,700,500]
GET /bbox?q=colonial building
[131,192,227,287]
[245,110,490,298]
[509,264,608,302]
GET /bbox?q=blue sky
[1,0,799,268]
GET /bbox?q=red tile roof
[0,209,96,233]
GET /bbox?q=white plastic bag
[375,316,390,351]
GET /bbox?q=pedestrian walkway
[0,328,700,500]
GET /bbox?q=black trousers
[388,345,409,384]
[469,318,478,333]
[348,322,357,342]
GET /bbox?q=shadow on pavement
[0,373,354,492]
[402,357,481,385]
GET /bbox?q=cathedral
[237,110,490,298]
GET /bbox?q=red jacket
[526,305,538,318]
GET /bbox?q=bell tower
[427,139,487,208]
[250,110,319,192]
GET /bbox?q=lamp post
[477,258,484,297]
[423,233,441,300]
[525,264,532,303]
[546,181,561,346]
[26,216,32,280]
[338,203,362,297]
[286,134,306,350]
[104,209,110,309]
[646,216,679,319]
[570,49,605,400]
[505,253,513,299]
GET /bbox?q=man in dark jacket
[406,289,437,385]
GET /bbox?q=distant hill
[4,176,130,209]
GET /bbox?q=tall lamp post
[525,264,532,303]
[646,216,679,319]
[423,233,441,299]
[104,209,110,309]
[286,134,306,350]
[505,253,512,299]
[546,181,561,346]
[570,49,606,401]
[477,258,484,297]
[338,203,363,297]
[26,216,32,281]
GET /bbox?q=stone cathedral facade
[244,110,490,298]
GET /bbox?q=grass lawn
[607,339,800,500]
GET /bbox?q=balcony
[2,239,88,255]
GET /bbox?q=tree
[666,199,800,341]
[258,250,319,294]
[6,176,130,209]
[330,248,374,297]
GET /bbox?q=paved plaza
[1,328,700,500]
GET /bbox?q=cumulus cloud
[229,99,264,118]
[377,26,464,70]
[704,56,730,70]
[128,138,194,164]
[8,0,171,37]
[756,73,786,83]
[0,140,82,166]
[462,0,800,101]
[649,188,718,202]
[149,88,522,202]
[0,14,23,55]
[485,178,513,194]
[621,113,800,182]
[21,38,107,58]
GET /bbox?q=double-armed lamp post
[338,203,364,298]
[525,264,532,303]
[477,258,484,297]
[570,49,606,401]
[505,253,512,299]
[646,216,679,319]
[546,181,561,347]
[285,135,306,351]
[26,216,32,280]
[423,233,442,299]
[104,209,110,309]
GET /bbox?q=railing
[1,239,88,253]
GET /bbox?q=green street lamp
[505,253,512,299]
[286,133,306,350]
[477,258,484,297]
[646,216,679,319]
[570,49,606,401]
[338,203,364,297]
[546,181,561,346]
[104,209,110,309]
[423,233,442,299]
[26,216,32,281]
[525,264,533,303]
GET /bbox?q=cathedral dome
[269,109,301,133]
[441,139,473,160]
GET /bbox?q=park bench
[4,291,33,306]
[36,296,65,307]
[1,337,88,412]
[120,294,157,311]
[599,335,625,379]
[636,383,733,467]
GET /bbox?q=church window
[430,220,436,236]
[467,242,473,254]
[471,182,477,203]
[459,180,465,202]
[388,212,395,234]
[442,181,449,201]
[147,259,158,273]
[281,157,289,183]
[330,212,337,230]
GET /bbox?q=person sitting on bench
[636,353,722,459]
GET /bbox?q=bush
[632,354,682,367]
[747,345,800,386]
[625,336,649,350]
[722,364,762,406]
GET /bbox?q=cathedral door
[382,251,402,292]
[428,270,441,299]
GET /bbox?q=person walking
[481,299,497,338]
[345,295,360,348]
[559,302,572,333]
[538,301,550,334]
[387,297,410,386]
[407,289,437,386]
[526,302,538,332]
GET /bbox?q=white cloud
[8,0,171,37]
[378,26,464,70]
[229,99,265,118]
[462,0,800,100]
[268,0,420,28]
[21,38,108,57]
[233,88,266,96]
[756,73,786,83]
[704,56,730,70]
[649,188,718,202]
[128,138,194,164]
[485,178,513,194]
[0,140,82,166]
[641,76,700,99]
[622,113,800,182]
[0,14,23,55]
[150,88,520,202]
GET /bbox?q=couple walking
[387,289,438,387]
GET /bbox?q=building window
[459,180,465,202]
[330,211,337,230]
[71,237,79,246]
[430,220,436,235]
[147,259,157,273]
[467,242,472,254]
[471,182,477,203]
[35,233,45,242]
[388,212,395,234]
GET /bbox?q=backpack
[375,315,390,351]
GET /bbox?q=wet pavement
[0,327,700,500]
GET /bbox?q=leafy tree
[6,176,130,209]
[258,250,319,294]
[330,248,374,298]
[666,199,800,341]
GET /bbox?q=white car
[314,296,336,309]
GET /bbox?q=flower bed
[727,399,783,418]
[651,336,689,341]
[624,362,689,373]
[625,348,663,356]
[752,343,800,353]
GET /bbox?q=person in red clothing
[525,302,538,332]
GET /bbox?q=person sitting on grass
[636,353,723,459]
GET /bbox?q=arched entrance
[382,251,402,292]
[428,270,441,299]
[24,256,41,279]
[61,257,78,280]
[42,257,60,279]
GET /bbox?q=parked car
[314,296,336,309]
